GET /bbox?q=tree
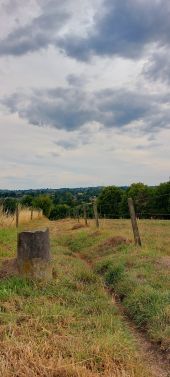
[49,204,70,220]
[119,191,129,218]
[62,192,74,206]
[127,183,152,218]
[97,186,123,218]
[21,195,33,208]
[153,181,170,217]
[3,198,17,215]
[33,195,53,217]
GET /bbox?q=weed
[105,264,125,286]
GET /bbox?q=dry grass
[0,217,169,376]
[0,207,43,228]
[0,217,154,377]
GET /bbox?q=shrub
[49,204,70,220]
[33,195,52,217]
[105,264,125,286]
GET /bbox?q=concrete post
[17,228,52,280]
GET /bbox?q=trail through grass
[57,219,170,356]
[0,218,169,376]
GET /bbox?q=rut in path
[111,295,170,377]
[75,252,170,377]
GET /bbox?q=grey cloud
[3,84,170,134]
[3,87,95,130]
[58,0,170,61]
[54,140,79,150]
[136,142,162,150]
[66,74,87,87]
[1,0,170,61]
[94,89,152,127]
[143,49,170,83]
[0,0,69,56]
[54,130,92,149]
[50,151,61,157]
[1,0,22,14]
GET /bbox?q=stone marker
[17,228,52,280]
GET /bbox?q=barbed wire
[99,213,170,217]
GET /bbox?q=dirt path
[111,295,170,377]
[75,252,170,377]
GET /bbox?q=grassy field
[0,218,169,376]
[0,207,42,228]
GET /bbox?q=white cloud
[0,0,169,188]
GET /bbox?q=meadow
[0,206,42,228]
[0,217,169,377]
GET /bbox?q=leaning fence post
[93,199,99,228]
[16,203,19,228]
[128,198,142,246]
[83,204,88,226]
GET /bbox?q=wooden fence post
[73,208,76,220]
[16,203,19,228]
[83,204,88,226]
[128,198,142,246]
[31,208,33,220]
[93,199,99,228]
[77,208,80,223]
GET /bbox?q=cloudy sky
[0,0,170,189]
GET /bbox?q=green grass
[57,230,106,253]
[0,228,17,259]
[62,220,170,352]
[0,218,170,376]
[0,221,152,377]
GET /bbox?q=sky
[0,0,170,189]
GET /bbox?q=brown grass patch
[97,236,132,253]
[156,256,170,270]
[89,231,101,238]
[0,341,100,377]
[72,224,86,230]
[0,259,18,279]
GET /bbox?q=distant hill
[0,186,129,200]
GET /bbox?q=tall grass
[0,206,43,228]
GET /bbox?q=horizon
[0,181,168,192]
[0,0,170,188]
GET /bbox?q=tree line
[97,181,170,219]
[1,181,170,220]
